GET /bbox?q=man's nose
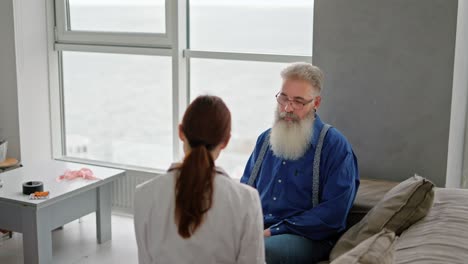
[284,102,294,113]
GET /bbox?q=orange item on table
[33,191,49,197]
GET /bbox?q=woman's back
[134,164,264,264]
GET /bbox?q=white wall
[449,0,468,188]
[13,0,53,166]
[0,0,21,160]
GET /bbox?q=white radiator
[65,139,159,214]
[112,172,156,214]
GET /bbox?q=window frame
[46,0,313,173]
[55,0,172,48]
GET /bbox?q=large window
[190,0,313,54]
[190,59,286,177]
[62,51,172,169]
[68,0,166,33]
[49,0,313,176]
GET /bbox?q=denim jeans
[265,234,335,264]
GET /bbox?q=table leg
[96,183,112,244]
[22,207,52,264]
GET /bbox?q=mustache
[278,112,300,122]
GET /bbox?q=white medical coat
[134,164,265,264]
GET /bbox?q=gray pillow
[331,229,397,264]
[330,175,434,261]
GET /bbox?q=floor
[0,213,138,264]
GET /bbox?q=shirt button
[273,197,277,201]
[276,228,280,231]
[269,214,272,217]
[282,161,286,165]
[278,179,282,183]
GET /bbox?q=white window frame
[46,0,313,173]
[185,50,311,64]
[47,0,187,173]
[55,0,172,48]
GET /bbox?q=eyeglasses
[275,92,314,110]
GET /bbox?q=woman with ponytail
[134,95,264,264]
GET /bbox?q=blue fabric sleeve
[268,222,288,236]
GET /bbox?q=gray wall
[313,0,458,187]
[0,0,21,161]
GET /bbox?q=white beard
[269,109,315,160]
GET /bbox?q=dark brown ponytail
[175,95,231,239]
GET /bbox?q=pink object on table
[56,168,100,182]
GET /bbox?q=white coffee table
[0,160,125,264]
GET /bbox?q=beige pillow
[331,229,397,264]
[330,175,434,261]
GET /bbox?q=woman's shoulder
[135,171,175,197]
[214,170,259,202]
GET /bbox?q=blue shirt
[240,114,360,240]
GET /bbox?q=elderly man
[240,62,360,263]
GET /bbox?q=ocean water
[63,3,313,178]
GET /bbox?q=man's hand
[263,229,271,237]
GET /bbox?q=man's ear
[313,95,322,110]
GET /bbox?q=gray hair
[280,62,324,93]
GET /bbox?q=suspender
[247,124,332,208]
[312,124,331,207]
[247,133,271,186]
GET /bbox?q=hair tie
[189,139,206,149]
